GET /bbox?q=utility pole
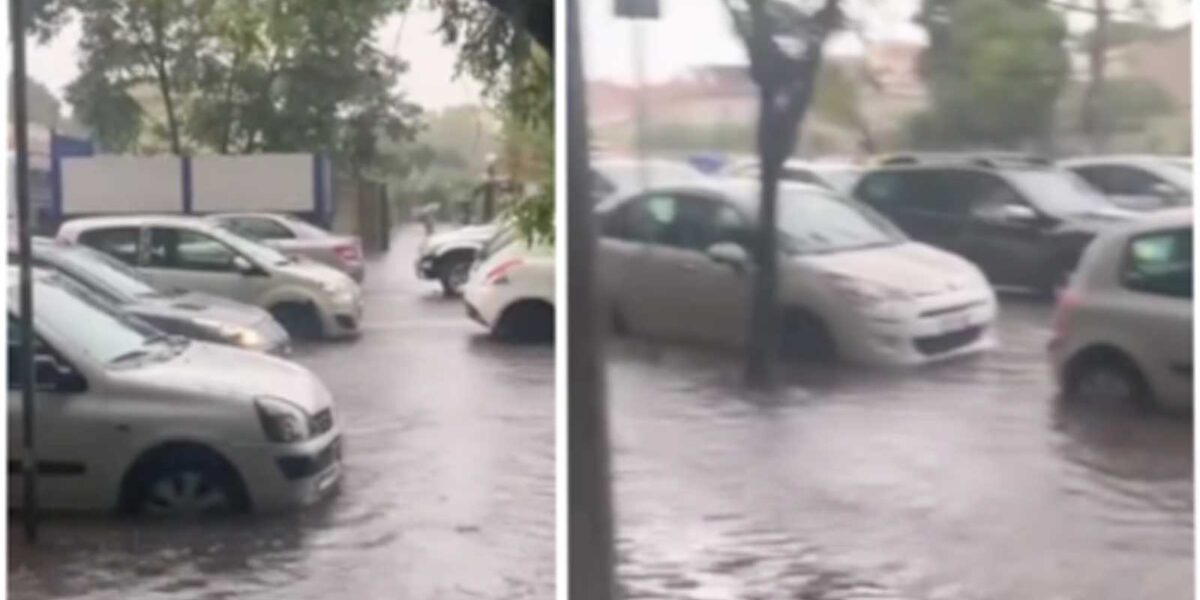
[10,0,41,543]
[568,0,616,598]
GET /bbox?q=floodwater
[608,296,1192,600]
[8,227,555,600]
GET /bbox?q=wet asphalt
[8,226,555,600]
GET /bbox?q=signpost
[10,0,40,543]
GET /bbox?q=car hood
[1056,207,1140,232]
[797,242,984,295]
[130,292,274,328]
[126,342,331,413]
[277,258,356,289]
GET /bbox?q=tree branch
[479,0,553,53]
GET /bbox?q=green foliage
[54,0,421,165]
[914,0,1070,148]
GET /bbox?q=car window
[224,217,294,241]
[147,227,239,272]
[1103,166,1164,196]
[77,227,141,265]
[1005,170,1112,216]
[968,173,1032,218]
[1122,228,1191,299]
[857,171,965,216]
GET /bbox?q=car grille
[920,300,986,319]
[277,436,342,481]
[915,326,983,356]
[311,408,334,436]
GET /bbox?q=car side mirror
[706,242,749,273]
[34,354,87,393]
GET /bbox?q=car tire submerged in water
[779,309,837,363]
[1065,349,1152,409]
[124,445,249,517]
[438,252,475,297]
[495,301,554,344]
[271,302,324,340]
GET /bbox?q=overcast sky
[582,0,1193,84]
[28,5,483,114]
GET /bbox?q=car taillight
[485,258,524,285]
[334,243,360,263]
[1051,289,1080,346]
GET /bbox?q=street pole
[483,155,497,222]
[10,0,40,543]
[568,0,615,598]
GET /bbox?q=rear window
[1121,228,1191,299]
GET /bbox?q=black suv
[851,155,1133,294]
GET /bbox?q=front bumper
[225,432,344,512]
[835,291,999,367]
[319,293,364,338]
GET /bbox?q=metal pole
[567,0,615,598]
[10,0,40,543]
[631,20,646,188]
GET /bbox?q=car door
[76,226,143,267]
[856,170,969,255]
[8,318,116,511]
[1118,228,1193,403]
[597,194,679,338]
[140,226,257,303]
[958,171,1048,286]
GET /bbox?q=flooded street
[609,297,1192,600]
[9,227,555,600]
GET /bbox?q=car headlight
[254,396,311,443]
[826,274,911,307]
[193,318,266,349]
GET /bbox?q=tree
[915,0,1070,149]
[724,0,842,388]
[432,0,554,243]
[812,62,876,154]
[50,0,421,165]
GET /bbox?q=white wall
[61,155,182,215]
[192,154,313,213]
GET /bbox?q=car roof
[59,214,218,236]
[1061,155,1188,166]
[599,176,834,214]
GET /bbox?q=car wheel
[496,301,554,344]
[779,310,836,363]
[439,253,474,297]
[271,302,323,340]
[1066,351,1152,408]
[129,447,248,518]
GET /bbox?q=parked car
[1049,208,1192,410]
[725,159,864,196]
[11,238,291,354]
[1061,155,1192,212]
[852,155,1135,295]
[206,212,365,282]
[462,226,555,343]
[416,221,499,297]
[596,179,998,366]
[591,157,705,203]
[58,216,362,339]
[7,266,343,515]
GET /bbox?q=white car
[8,267,342,515]
[58,216,363,339]
[206,212,366,282]
[597,179,998,366]
[726,158,864,196]
[462,227,555,343]
[1062,156,1192,212]
[1049,208,1192,409]
[416,222,500,296]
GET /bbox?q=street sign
[615,0,659,19]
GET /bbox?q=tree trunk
[154,60,183,155]
[744,88,784,388]
[1081,0,1109,152]
[218,50,245,154]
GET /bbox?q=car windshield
[1006,170,1115,216]
[19,272,184,367]
[775,188,906,254]
[479,224,519,263]
[55,245,163,301]
[814,167,863,194]
[211,226,292,266]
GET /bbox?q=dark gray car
[14,238,291,354]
